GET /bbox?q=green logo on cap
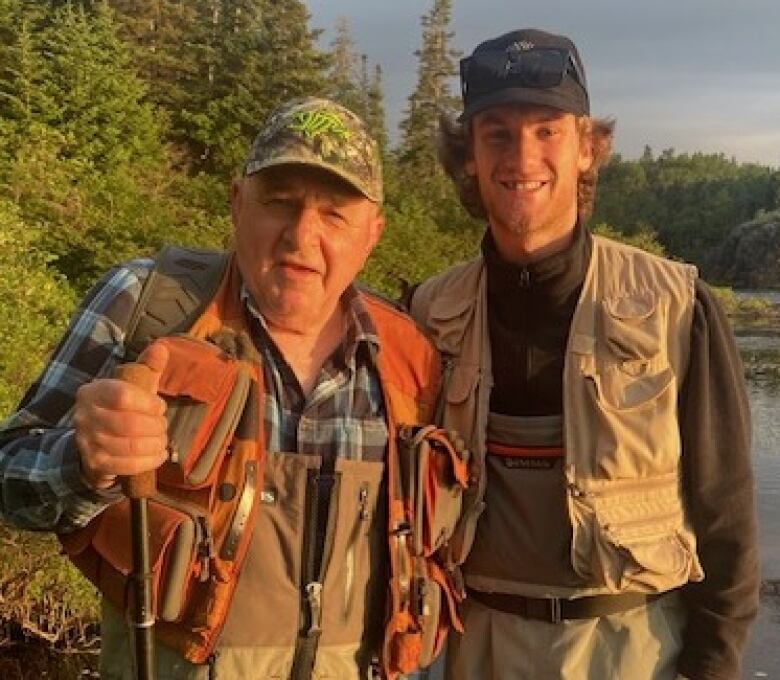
[289,110,351,142]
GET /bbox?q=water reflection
[737,328,780,675]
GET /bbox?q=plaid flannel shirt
[0,259,388,532]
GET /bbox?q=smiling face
[231,165,384,334]
[466,103,593,262]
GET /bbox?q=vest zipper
[344,482,370,619]
[602,508,683,534]
[291,464,340,680]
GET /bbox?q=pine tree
[0,1,176,287]
[397,0,460,179]
[254,0,328,116]
[36,1,161,172]
[168,0,328,175]
[366,61,388,154]
[108,0,202,118]
[328,16,362,114]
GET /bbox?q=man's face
[231,166,384,333]
[466,103,592,259]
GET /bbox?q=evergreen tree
[326,18,387,154]
[397,0,460,179]
[175,0,328,176]
[366,61,388,153]
[0,1,193,287]
[328,16,362,114]
[254,0,328,116]
[109,0,202,120]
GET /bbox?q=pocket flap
[446,363,479,405]
[601,293,662,361]
[603,292,656,321]
[157,336,237,404]
[82,499,199,620]
[92,499,191,579]
[149,336,253,488]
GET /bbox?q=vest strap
[466,587,669,623]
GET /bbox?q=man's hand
[74,343,170,490]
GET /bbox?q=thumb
[135,340,170,394]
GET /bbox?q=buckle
[526,596,563,623]
[549,597,562,624]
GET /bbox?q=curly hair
[437,113,615,223]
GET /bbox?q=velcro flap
[146,335,253,487]
[157,336,237,404]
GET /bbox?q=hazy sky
[306,0,780,167]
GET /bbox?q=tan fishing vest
[62,252,468,679]
[410,235,705,595]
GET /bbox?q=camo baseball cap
[245,97,383,203]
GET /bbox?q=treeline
[594,147,780,272]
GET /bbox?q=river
[737,321,780,678]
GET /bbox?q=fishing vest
[410,235,705,595]
[60,247,468,679]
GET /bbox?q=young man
[409,29,759,680]
[0,98,453,679]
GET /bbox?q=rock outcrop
[710,212,780,287]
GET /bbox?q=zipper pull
[305,581,323,636]
[358,484,370,521]
[197,517,214,582]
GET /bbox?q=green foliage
[326,19,387,153]
[593,148,780,273]
[397,0,460,186]
[591,222,667,257]
[0,200,76,415]
[711,286,776,319]
[362,195,481,299]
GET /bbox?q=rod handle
[115,363,158,500]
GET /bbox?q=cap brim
[458,86,589,122]
[245,157,382,203]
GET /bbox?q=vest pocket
[570,475,702,592]
[581,355,678,478]
[154,335,252,488]
[397,426,469,559]
[601,292,662,362]
[62,498,209,623]
[319,459,385,648]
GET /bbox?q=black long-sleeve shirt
[483,225,759,680]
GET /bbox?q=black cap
[459,28,589,121]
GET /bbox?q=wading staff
[115,362,158,680]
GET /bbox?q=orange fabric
[155,336,242,487]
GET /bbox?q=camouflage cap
[245,97,383,203]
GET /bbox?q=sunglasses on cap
[460,45,587,99]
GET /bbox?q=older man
[409,29,759,680]
[0,98,456,680]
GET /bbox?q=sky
[306,0,780,168]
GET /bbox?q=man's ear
[230,178,244,228]
[368,212,385,251]
[577,118,594,173]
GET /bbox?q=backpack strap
[124,246,230,361]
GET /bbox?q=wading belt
[466,587,667,623]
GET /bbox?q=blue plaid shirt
[0,259,388,532]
